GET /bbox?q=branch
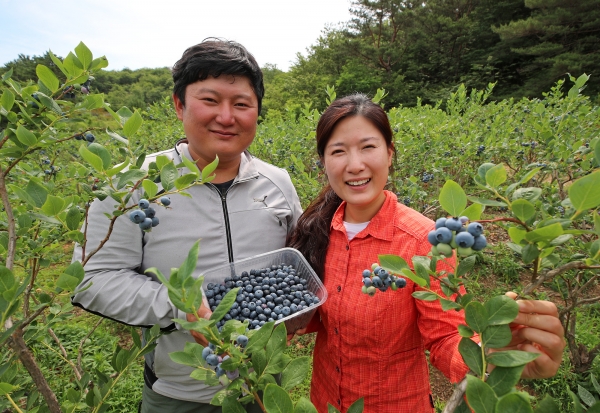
[477,217,530,231]
[442,376,468,413]
[0,167,17,270]
[77,317,104,374]
[523,262,600,296]
[48,327,82,381]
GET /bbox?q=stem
[522,261,600,296]
[0,167,17,269]
[251,389,267,413]
[77,318,104,373]
[7,329,61,413]
[442,377,468,413]
[48,327,82,381]
[477,217,530,231]
[5,392,25,413]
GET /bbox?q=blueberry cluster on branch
[427,216,487,258]
[128,197,171,231]
[361,265,407,296]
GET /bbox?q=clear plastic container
[202,248,327,333]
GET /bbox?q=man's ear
[173,93,184,121]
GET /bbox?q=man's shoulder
[250,155,294,187]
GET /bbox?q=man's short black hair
[172,38,264,114]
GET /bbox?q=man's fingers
[512,312,564,337]
[512,326,565,361]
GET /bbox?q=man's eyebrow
[196,88,254,100]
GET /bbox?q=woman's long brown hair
[287,94,394,279]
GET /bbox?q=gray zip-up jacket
[71,141,302,402]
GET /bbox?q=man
[72,39,302,412]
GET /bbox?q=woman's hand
[186,302,212,347]
[501,292,565,379]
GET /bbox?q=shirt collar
[331,190,396,242]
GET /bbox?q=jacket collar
[175,140,259,183]
[331,190,397,242]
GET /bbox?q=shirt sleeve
[71,196,178,331]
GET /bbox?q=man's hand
[499,292,566,379]
[186,302,213,347]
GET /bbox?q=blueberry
[139,218,152,230]
[467,222,484,237]
[129,210,146,224]
[151,216,160,227]
[85,132,95,142]
[139,199,150,209]
[459,216,469,224]
[206,354,219,366]
[472,235,487,251]
[363,278,372,287]
[160,196,171,206]
[202,347,213,361]
[435,227,453,244]
[435,218,447,229]
[455,232,475,248]
[445,218,462,231]
[236,335,248,347]
[436,243,453,257]
[427,230,439,246]
[282,306,291,316]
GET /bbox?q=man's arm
[71,196,179,330]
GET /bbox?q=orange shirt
[309,191,471,413]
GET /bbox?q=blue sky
[0,0,353,71]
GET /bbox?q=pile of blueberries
[360,265,407,296]
[427,216,487,258]
[476,145,485,156]
[128,197,171,231]
[421,172,435,183]
[205,264,320,331]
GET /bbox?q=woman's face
[323,115,393,223]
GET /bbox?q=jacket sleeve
[415,253,476,383]
[71,196,179,331]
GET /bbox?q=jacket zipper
[208,183,235,263]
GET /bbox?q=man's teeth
[347,179,370,186]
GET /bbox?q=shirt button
[346,245,349,250]
[337,286,341,292]
[336,366,340,373]
[334,328,338,334]
[338,399,341,405]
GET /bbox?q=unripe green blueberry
[437,243,453,257]
[390,282,398,291]
[361,285,369,294]
[366,286,376,296]
[457,247,474,257]
[371,263,378,271]
[450,235,457,249]
[430,245,440,256]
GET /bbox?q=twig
[77,317,104,373]
[442,376,468,413]
[48,327,82,381]
[522,262,600,296]
[0,168,16,270]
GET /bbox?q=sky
[0,0,354,72]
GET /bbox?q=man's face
[173,75,259,170]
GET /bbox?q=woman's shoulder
[392,199,435,240]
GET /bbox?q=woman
[287,94,564,413]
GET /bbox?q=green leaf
[266,323,288,359]
[486,365,525,397]
[496,393,533,413]
[459,338,483,376]
[263,384,294,413]
[63,52,83,77]
[487,350,540,367]
[0,382,17,396]
[485,164,507,188]
[175,173,197,190]
[569,390,585,413]
[65,206,82,231]
[466,375,497,413]
[1,89,15,111]
[247,321,275,354]
[482,324,512,348]
[142,179,158,199]
[74,42,93,70]
[117,169,147,189]
[440,298,462,311]
[460,203,483,221]
[412,291,437,301]
[327,405,341,413]
[79,144,104,172]
[484,295,519,325]
[190,368,214,382]
[106,129,129,145]
[294,397,318,413]
[180,155,201,177]
[48,50,67,76]
[160,162,178,191]
[533,395,560,413]
[458,324,474,338]
[122,111,143,137]
[378,254,409,274]
[25,179,49,208]
[578,384,596,407]
[401,268,427,287]
[281,356,310,390]
[549,234,573,246]
[178,240,199,281]
[512,187,542,203]
[86,143,112,170]
[79,94,105,110]
[512,199,536,222]
[36,92,62,114]
[169,351,202,367]
[90,56,109,71]
[347,398,364,413]
[521,244,540,264]
[252,349,267,377]
[439,180,467,217]
[106,160,130,177]
[41,195,66,216]
[569,171,600,212]
[595,141,600,168]
[57,261,85,291]
[201,156,219,182]
[467,196,507,207]
[524,223,564,243]
[465,302,488,333]
[222,397,247,413]
[477,163,496,183]
[16,125,38,146]
[36,64,59,92]
[508,227,527,244]
[457,255,476,277]
[210,288,238,321]
[0,266,15,293]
